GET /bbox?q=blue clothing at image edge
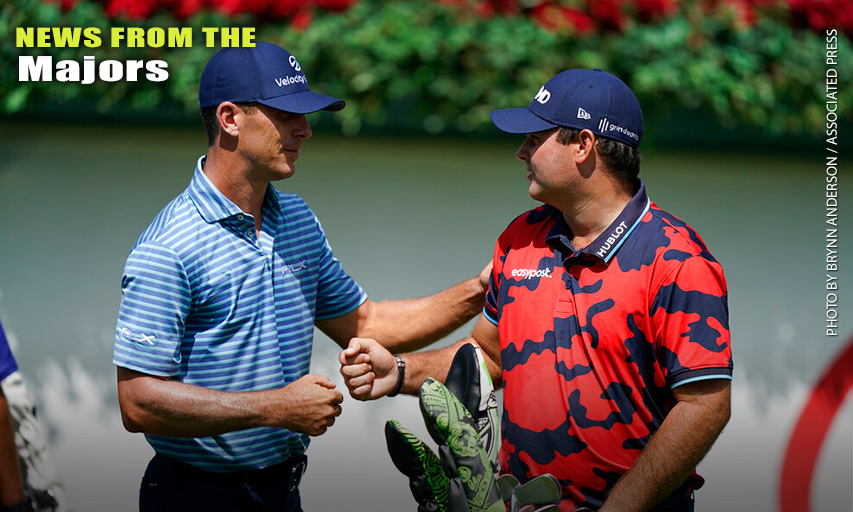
[113,156,366,472]
[0,320,18,382]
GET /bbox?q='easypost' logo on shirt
[510,268,552,279]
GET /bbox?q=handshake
[342,342,564,512]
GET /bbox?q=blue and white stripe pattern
[113,156,366,471]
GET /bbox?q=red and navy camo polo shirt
[484,181,733,510]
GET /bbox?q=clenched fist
[267,375,343,436]
[339,338,398,400]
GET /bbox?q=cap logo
[534,86,551,104]
[274,74,307,87]
[577,108,591,120]
[598,117,640,142]
[288,55,301,71]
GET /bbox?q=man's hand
[339,338,397,400]
[273,375,343,436]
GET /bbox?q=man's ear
[575,129,596,164]
[217,101,241,138]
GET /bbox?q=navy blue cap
[490,69,643,148]
[199,42,344,114]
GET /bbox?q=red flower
[44,0,82,11]
[212,0,272,17]
[632,0,677,23]
[789,0,853,34]
[104,0,160,19]
[531,2,596,35]
[269,0,303,18]
[314,0,356,12]
[564,7,596,34]
[289,6,314,30]
[475,1,496,18]
[585,0,627,31]
[166,0,206,20]
[489,0,522,15]
[531,2,563,30]
[721,0,757,28]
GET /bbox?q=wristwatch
[388,354,406,397]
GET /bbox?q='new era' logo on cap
[577,108,591,120]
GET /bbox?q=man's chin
[528,183,543,201]
[527,186,557,208]
[271,166,296,181]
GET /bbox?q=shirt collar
[188,155,282,224]
[546,180,651,263]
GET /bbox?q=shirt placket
[554,259,581,346]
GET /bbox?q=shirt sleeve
[484,231,510,326]
[649,255,733,388]
[113,242,192,377]
[312,219,367,320]
[0,320,18,382]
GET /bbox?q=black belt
[152,453,307,491]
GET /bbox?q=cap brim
[259,91,345,114]
[489,107,558,134]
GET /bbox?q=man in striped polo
[113,42,490,512]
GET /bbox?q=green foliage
[3,0,850,137]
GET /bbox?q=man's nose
[294,114,312,139]
[516,139,531,162]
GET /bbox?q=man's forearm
[118,368,271,437]
[117,368,343,437]
[395,339,476,396]
[599,380,731,512]
[0,391,24,506]
[364,276,487,353]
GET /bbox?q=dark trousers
[650,492,694,512]
[572,491,694,511]
[139,454,306,512]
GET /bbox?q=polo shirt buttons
[246,229,254,238]
[237,214,244,221]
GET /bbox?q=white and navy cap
[490,69,643,148]
[199,42,344,113]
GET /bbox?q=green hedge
[2,0,850,137]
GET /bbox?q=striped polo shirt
[484,181,732,509]
[113,156,367,472]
